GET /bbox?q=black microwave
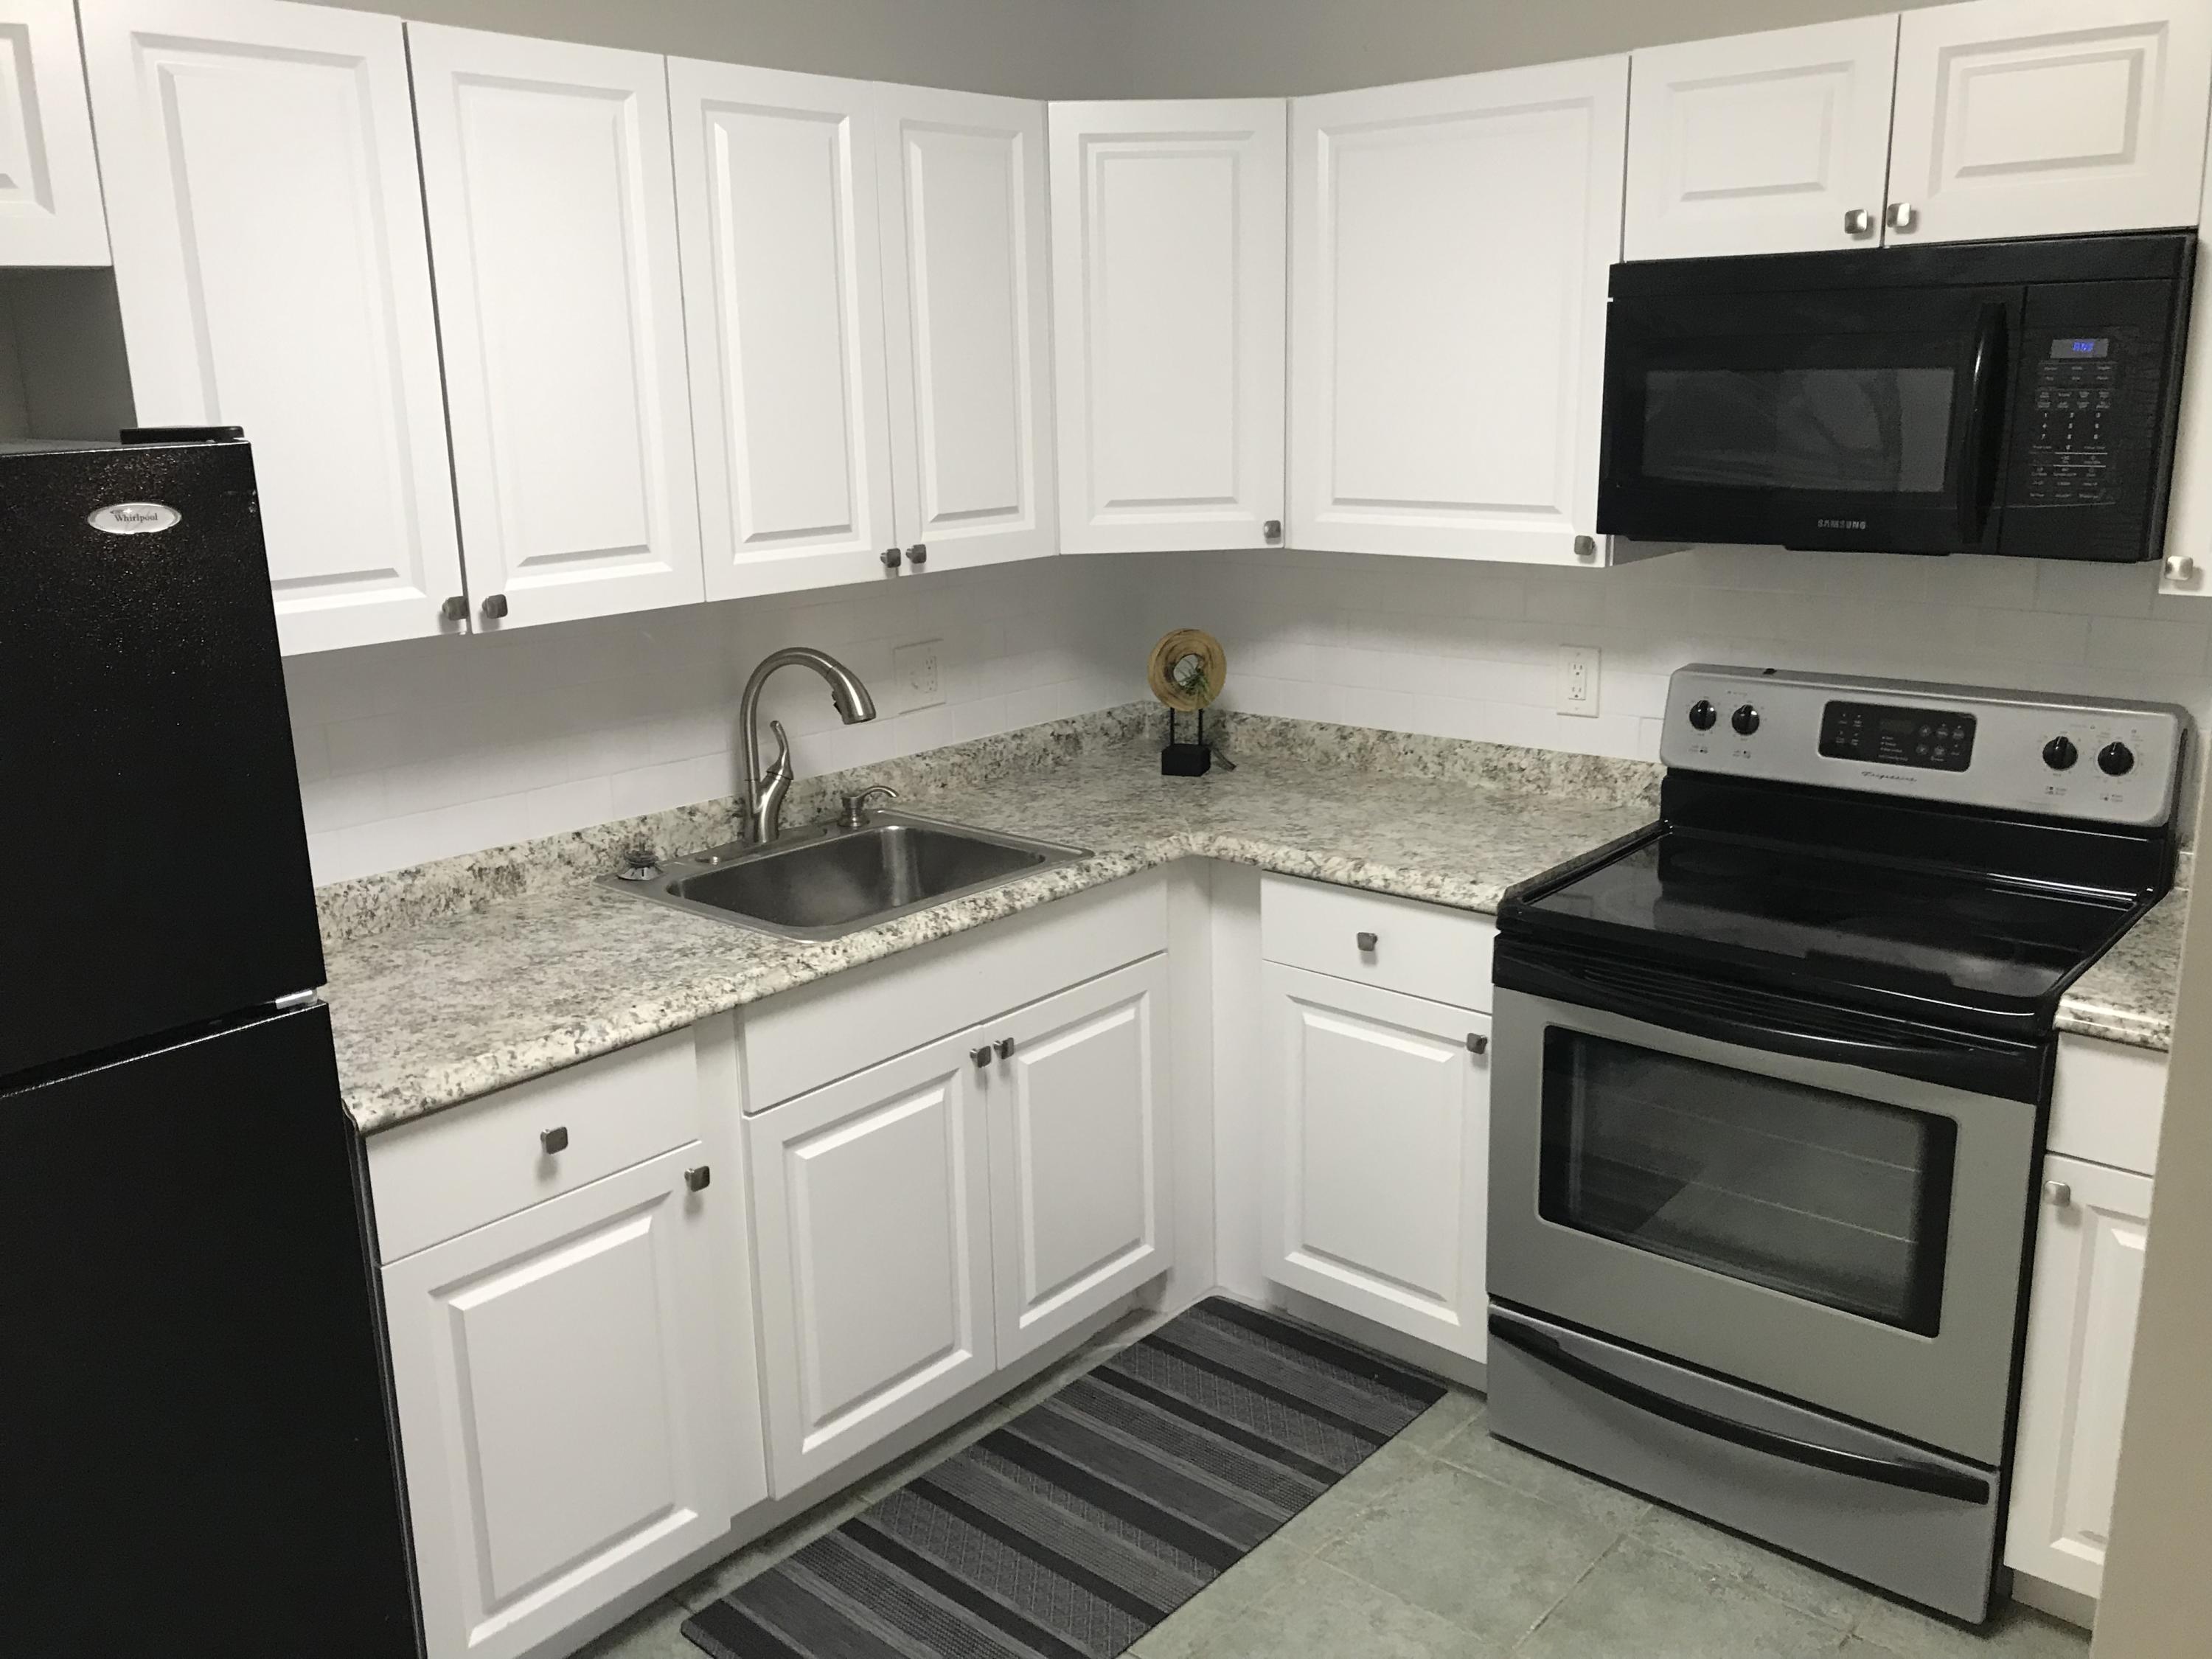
[1596,232,2196,560]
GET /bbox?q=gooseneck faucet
[738,647,878,845]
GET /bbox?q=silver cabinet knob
[882,547,902,570]
[2044,1180,2073,1208]
[1467,1032,1489,1055]
[1843,208,1874,237]
[439,594,468,623]
[540,1126,568,1155]
[481,593,509,620]
[2166,554,2197,583]
[970,1046,992,1070]
[1573,534,1597,560]
[685,1165,712,1193]
[906,543,928,567]
[1355,931,1379,953]
[994,1037,1017,1060]
[1886,201,1917,232]
[1263,518,1283,543]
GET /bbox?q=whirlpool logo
[86,501,182,535]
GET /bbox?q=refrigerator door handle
[1487,1314,1991,1505]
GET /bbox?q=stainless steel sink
[602,813,1087,941]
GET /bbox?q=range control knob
[1731,704,1761,737]
[2098,742,2136,777]
[1688,699,1718,731]
[2042,736,2078,771]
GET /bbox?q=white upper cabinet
[82,0,464,655]
[0,0,108,264]
[409,24,703,632]
[669,60,902,601]
[1888,0,2212,244]
[875,83,1057,572]
[1625,15,1901,260]
[1048,99,1287,554]
[1288,58,1628,565]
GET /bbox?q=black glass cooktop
[1517,830,2140,1013]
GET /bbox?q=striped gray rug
[684,1298,1447,1659]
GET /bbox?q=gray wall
[1118,0,1955,97]
[296,0,1129,99]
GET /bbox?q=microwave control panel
[2023,336,2118,508]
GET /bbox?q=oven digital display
[1818,701,1977,771]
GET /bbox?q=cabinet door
[1,0,108,264]
[2005,1155,2154,1599]
[1048,99,1287,554]
[1262,964,1490,1360]
[385,1146,741,1659]
[669,59,902,601]
[1288,58,1627,565]
[875,83,1057,571]
[409,24,703,630]
[748,1029,995,1495]
[986,954,1172,1362]
[1888,0,2212,245]
[1625,16,1899,260]
[82,0,463,656]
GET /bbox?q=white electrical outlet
[892,639,943,713]
[1557,644,1599,717]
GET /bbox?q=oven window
[1538,1029,1956,1334]
[1642,366,1956,493]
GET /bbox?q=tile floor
[579,1317,2092,1659]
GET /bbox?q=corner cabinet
[0,0,108,264]
[408,24,703,633]
[1287,57,1628,566]
[81,0,465,656]
[1048,99,1287,554]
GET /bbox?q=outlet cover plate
[893,639,944,713]
[1557,644,1599,717]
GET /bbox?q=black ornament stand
[1161,708,1213,776]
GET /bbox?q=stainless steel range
[1486,665,2187,1623]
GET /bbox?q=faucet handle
[838,785,900,830]
[764,718,793,780]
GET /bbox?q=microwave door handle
[1486,1316,1992,1505]
[1957,302,2008,545]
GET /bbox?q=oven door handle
[1957,302,2008,546]
[1489,1316,1992,1505]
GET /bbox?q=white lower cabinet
[384,1146,747,1659]
[746,1029,999,1497]
[2006,1154,2156,1599]
[1261,962,1491,1362]
[987,955,1172,1363]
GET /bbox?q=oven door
[1489,986,2038,1464]
[1598,282,2017,553]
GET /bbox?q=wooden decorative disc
[1148,628,1227,713]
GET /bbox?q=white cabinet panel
[2006,1155,2154,1599]
[0,0,108,264]
[1289,58,1627,564]
[1049,99,1286,554]
[1889,0,2212,244]
[410,24,702,630]
[83,0,462,655]
[877,83,1057,571]
[1262,964,1490,1360]
[986,955,1172,1362]
[669,59,902,600]
[1626,16,1900,259]
[748,1029,996,1495]
[386,1147,741,1659]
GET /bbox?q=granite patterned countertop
[324,709,2188,1134]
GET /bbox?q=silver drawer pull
[539,1126,568,1156]
[971,1046,992,1070]
[2044,1180,2073,1208]
[1356,931,1378,953]
[995,1037,1017,1060]
[1467,1032,1489,1055]
[685,1165,712,1193]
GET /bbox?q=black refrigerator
[0,431,425,1657]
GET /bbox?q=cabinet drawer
[2050,1035,2167,1178]
[1261,874,1495,1011]
[368,1029,702,1262]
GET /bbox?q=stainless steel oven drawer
[1488,1305,2000,1623]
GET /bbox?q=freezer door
[0,438,324,1078]
[0,1003,422,1658]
